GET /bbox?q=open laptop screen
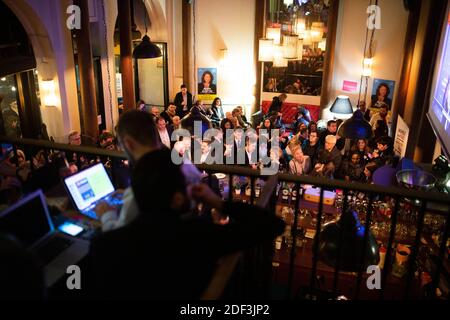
[64,163,115,211]
[0,190,53,249]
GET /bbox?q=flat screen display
[428,5,450,157]
[64,163,115,211]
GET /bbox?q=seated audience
[319,120,345,151]
[363,162,378,184]
[302,130,320,166]
[371,136,395,169]
[313,135,342,178]
[161,103,177,125]
[351,139,371,165]
[289,147,311,175]
[339,151,365,182]
[150,107,160,118]
[156,117,173,149]
[171,116,181,131]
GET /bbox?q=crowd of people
[0,83,399,299]
[0,86,396,211]
[135,87,397,185]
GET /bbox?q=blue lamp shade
[330,95,353,114]
[133,35,162,59]
[315,208,379,272]
[337,110,374,139]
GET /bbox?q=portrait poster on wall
[197,67,217,101]
[370,78,396,112]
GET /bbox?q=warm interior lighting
[311,21,324,42]
[302,30,312,46]
[273,45,288,67]
[297,38,303,60]
[318,39,327,51]
[258,38,274,62]
[41,79,58,107]
[295,17,306,36]
[219,48,229,66]
[266,26,281,45]
[283,35,298,59]
[1,77,6,81]
[11,86,16,92]
[363,58,373,77]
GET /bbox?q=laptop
[0,190,89,288]
[63,163,123,220]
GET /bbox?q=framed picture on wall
[197,67,217,101]
[370,78,396,111]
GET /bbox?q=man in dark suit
[174,84,193,118]
[87,149,284,299]
[156,116,174,149]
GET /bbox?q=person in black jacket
[180,106,212,137]
[319,120,345,151]
[313,135,342,178]
[174,84,193,118]
[88,148,284,299]
[267,93,287,120]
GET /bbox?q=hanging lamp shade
[315,208,380,272]
[337,110,374,139]
[318,39,327,51]
[266,26,281,45]
[258,38,274,62]
[297,38,304,60]
[133,35,162,59]
[283,34,298,59]
[295,17,306,36]
[311,22,324,43]
[302,30,313,46]
[273,45,288,67]
[330,95,353,114]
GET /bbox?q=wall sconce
[41,79,58,107]
[362,58,373,77]
[219,48,228,66]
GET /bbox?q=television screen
[428,5,450,157]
